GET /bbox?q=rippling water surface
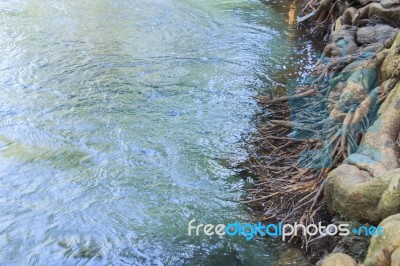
[0,0,318,264]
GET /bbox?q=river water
[0,0,318,265]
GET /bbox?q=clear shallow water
[0,0,318,265]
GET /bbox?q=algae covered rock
[364,214,400,265]
[321,253,358,266]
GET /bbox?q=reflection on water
[0,0,318,264]
[288,2,297,25]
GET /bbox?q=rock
[321,253,358,266]
[352,3,400,27]
[358,81,400,170]
[323,41,358,58]
[356,25,398,45]
[391,248,400,266]
[324,26,359,58]
[368,3,400,27]
[356,0,380,5]
[329,33,399,122]
[329,65,379,120]
[341,7,358,25]
[346,153,387,177]
[325,77,400,224]
[380,32,400,81]
[323,43,342,58]
[360,42,385,54]
[380,0,400,8]
[325,164,400,224]
[274,247,309,265]
[325,33,400,223]
[364,214,400,265]
[330,26,357,42]
[326,82,400,222]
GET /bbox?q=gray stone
[357,25,398,44]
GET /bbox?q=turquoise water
[0,0,318,265]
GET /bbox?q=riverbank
[245,0,400,264]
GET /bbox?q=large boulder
[325,165,400,224]
[364,214,400,265]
